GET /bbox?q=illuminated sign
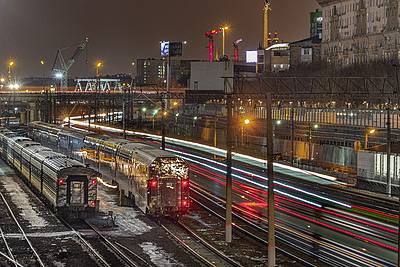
[161,41,183,57]
[161,41,170,57]
[246,51,258,63]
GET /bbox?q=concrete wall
[190,62,233,92]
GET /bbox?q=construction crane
[205,29,222,63]
[263,0,272,48]
[52,37,89,90]
[233,38,243,63]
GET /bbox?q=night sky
[0,0,319,78]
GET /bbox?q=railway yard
[0,122,397,266]
[0,151,303,267]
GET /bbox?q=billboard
[246,50,258,63]
[161,41,183,57]
[161,41,170,57]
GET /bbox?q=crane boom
[52,37,89,90]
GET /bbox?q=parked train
[29,121,190,216]
[0,127,99,214]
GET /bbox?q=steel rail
[59,218,111,267]
[0,192,45,267]
[0,225,17,267]
[84,220,146,267]
[161,218,242,267]
[190,185,392,267]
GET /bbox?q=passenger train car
[29,121,190,216]
[0,127,99,215]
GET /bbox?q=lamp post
[8,60,15,83]
[241,118,251,145]
[96,61,103,78]
[309,123,319,162]
[40,59,45,90]
[364,128,376,149]
[221,26,229,57]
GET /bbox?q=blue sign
[161,41,170,57]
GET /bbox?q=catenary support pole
[266,92,276,267]
[290,106,294,165]
[225,92,233,243]
[161,98,166,150]
[387,105,392,196]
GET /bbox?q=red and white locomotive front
[147,157,189,215]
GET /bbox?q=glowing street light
[8,60,15,82]
[96,61,103,77]
[142,107,147,112]
[365,128,377,149]
[220,26,229,56]
[244,118,251,125]
[0,78,5,83]
[55,72,63,79]
[40,60,45,65]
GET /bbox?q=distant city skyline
[0,0,319,78]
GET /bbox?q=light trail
[68,118,341,185]
[190,160,397,236]
[167,147,352,209]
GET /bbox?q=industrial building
[317,0,400,66]
[136,58,193,88]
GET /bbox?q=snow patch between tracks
[0,177,48,228]
[97,186,152,236]
[139,242,184,267]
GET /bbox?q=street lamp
[8,60,15,82]
[309,123,319,162]
[96,61,103,77]
[220,26,229,57]
[242,118,251,145]
[364,128,376,149]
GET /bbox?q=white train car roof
[118,142,178,165]
[22,146,52,159]
[45,157,84,172]
[14,140,40,150]
[8,136,31,143]
[33,150,67,164]
[30,121,62,134]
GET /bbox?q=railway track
[160,218,241,267]
[189,184,326,267]
[60,218,149,267]
[190,183,395,267]
[0,192,45,267]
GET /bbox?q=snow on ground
[0,177,48,228]
[97,185,152,236]
[185,214,214,228]
[139,242,184,267]
[53,261,66,267]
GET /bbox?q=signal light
[89,200,96,207]
[57,178,66,186]
[90,179,97,186]
[150,180,158,188]
[182,180,189,187]
[182,200,189,208]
